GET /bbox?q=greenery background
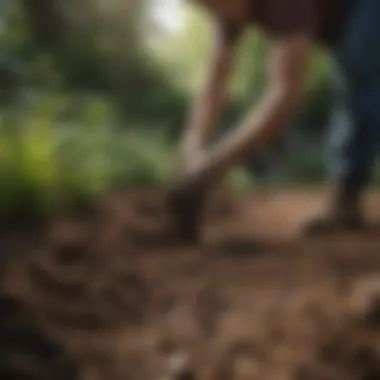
[0,0,377,222]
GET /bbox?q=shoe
[303,184,368,236]
[303,213,367,236]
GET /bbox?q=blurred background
[1,0,378,223]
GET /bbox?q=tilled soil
[1,189,380,380]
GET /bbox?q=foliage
[0,94,176,220]
[1,0,375,221]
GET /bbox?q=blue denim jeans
[329,0,380,191]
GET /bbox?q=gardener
[168,0,380,241]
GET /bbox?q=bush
[0,93,176,221]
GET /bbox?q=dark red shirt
[251,0,356,42]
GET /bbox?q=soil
[1,189,380,380]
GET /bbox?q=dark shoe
[303,183,369,236]
[303,213,367,236]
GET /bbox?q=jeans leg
[329,0,380,191]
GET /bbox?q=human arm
[204,33,313,177]
[179,21,243,164]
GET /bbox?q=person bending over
[168,0,380,241]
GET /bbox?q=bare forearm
[206,88,299,174]
[181,24,239,155]
[178,34,311,186]
[183,69,229,149]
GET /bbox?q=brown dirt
[1,189,380,380]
